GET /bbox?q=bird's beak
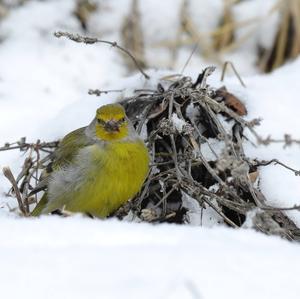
[104,120,120,133]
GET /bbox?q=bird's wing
[53,126,94,169]
[30,126,94,216]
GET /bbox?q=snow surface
[1,217,300,299]
[0,1,300,298]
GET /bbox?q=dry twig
[54,31,150,79]
[88,89,123,96]
[2,167,27,216]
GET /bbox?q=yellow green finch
[31,103,149,218]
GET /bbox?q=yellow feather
[96,104,125,121]
[64,140,149,217]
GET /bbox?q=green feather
[31,127,92,216]
[31,193,48,216]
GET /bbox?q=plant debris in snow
[117,66,300,241]
[2,66,300,241]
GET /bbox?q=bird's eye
[97,119,106,126]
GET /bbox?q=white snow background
[0,1,300,298]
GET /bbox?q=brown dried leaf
[216,87,247,116]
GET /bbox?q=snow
[171,113,186,133]
[0,1,300,298]
[0,217,300,299]
[182,192,223,226]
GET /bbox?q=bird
[31,103,149,218]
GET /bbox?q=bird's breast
[87,139,149,212]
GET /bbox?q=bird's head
[95,104,129,141]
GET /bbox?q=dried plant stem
[221,61,246,87]
[256,134,300,147]
[254,159,300,176]
[2,167,27,216]
[181,180,239,228]
[54,31,150,79]
[88,89,123,96]
[261,205,300,211]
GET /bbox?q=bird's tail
[31,193,48,216]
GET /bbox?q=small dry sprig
[54,31,150,80]
[88,89,123,96]
[1,139,58,214]
[2,167,27,216]
[221,61,246,87]
[256,134,300,148]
